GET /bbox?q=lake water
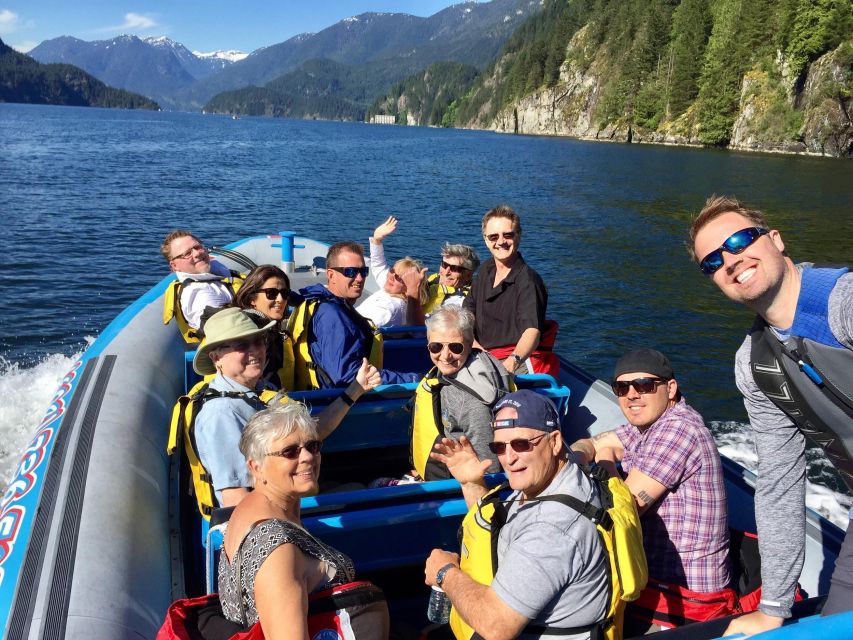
[1,103,851,521]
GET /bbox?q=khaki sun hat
[192,307,275,376]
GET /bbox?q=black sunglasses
[488,433,548,455]
[611,377,668,397]
[330,266,370,279]
[259,287,290,301]
[266,439,323,459]
[699,227,769,275]
[427,341,465,355]
[485,231,516,243]
[440,261,469,273]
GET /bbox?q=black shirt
[463,254,547,350]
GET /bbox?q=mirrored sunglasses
[266,439,323,459]
[485,231,516,243]
[488,433,548,455]
[699,227,768,275]
[440,261,469,273]
[611,377,668,397]
[330,266,370,279]
[259,287,289,301]
[427,341,465,355]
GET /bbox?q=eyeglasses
[440,261,469,273]
[485,231,516,243]
[488,433,548,455]
[259,287,289,301]
[217,336,266,352]
[698,227,769,275]
[330,266,370,279]
[611,377,668,397]
[170,243,206,261]
[427,341,465,355]
[266,439,323,459]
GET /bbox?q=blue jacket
[300,284,420,388]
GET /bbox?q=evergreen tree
[666,0,712,118]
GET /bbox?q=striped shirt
[616,398,730,592]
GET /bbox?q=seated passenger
[411,306,512,481]
[289,241,420,390]
[424,390,610,639]
[570,348,733,632]
[180,307,380,512]
[234,264,295,390]
[161,230,241,342]
[219,402,390,638]
[423,242,481,314]
[463,205,557,376]
[356,216,428,326]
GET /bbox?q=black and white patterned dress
[219,518,355,626]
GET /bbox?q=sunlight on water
[713,420,852,528]
[0,347,88,490]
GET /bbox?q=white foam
[0,350,86,490]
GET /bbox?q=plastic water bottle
[427,585,451,624]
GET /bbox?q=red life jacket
[157,581,389,640]
[489,319,560,377]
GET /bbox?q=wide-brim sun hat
[192,307,275,376]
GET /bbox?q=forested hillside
[0,38,159,110]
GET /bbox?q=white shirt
[176,260,234,329]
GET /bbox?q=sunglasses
[485,231,516,243]
[611,377,668,397]
[488,432,548,455]
[259,287,289,301]
[266,439,323,459]
[440,261,469,273]
[170,243,206,261]
[698,227,769,275]
[389,269,404,283]
[330,266,370,279]
[427,341,465,355]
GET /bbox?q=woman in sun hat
[193,307,381,509]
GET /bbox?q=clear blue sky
[1,1,472,53]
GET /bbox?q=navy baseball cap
[492,390,560,432]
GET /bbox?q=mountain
[0,37,159,109]
[180,0,542,110]
[28,35,244,106]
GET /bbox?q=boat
[0,232,849,639]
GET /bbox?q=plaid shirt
[616,398,730,592]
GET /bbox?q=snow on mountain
[193,49,249,63]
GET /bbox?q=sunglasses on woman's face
[611,377,668,397]
[485,231,516,243]
[440,261,469,273]
[427,341,465,355]
[488,432,548,455]
[266,439,323,459]
[259,287,289,301]
[698,227,769,275]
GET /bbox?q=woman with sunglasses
[219,402,389,638]
[193,307,381,509]
[234,265,295,390]
[462,205,552,376]
[356,216,429,326]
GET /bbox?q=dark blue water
[1,103,851,431]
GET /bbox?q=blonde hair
[392,257,428,305]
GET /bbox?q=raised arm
[430,436,491,507]
[315,358,381,439]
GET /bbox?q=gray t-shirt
[734,265,853,617]
[491,463,610,638]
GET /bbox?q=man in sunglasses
[690,195,853,634]
[292,240,420,389]
[570,348,731,632]
[161,229,240,341]
[424,390,610,639]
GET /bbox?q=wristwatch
[435,562,457,588]
[511,354,523,366]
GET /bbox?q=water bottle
[427,585,451,624]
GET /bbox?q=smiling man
[570,348,732,632]
[689,195,853,635]
[423,242,481,313]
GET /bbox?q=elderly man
[424,242,481,313]
[424,390,610,640]
[290,240,420,389]
[690,195,853,635]
[161,229,240,342]
[411,306,512,481]
[571,349,732,632]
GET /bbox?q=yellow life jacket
[162,271,245,344]
[286,298,383,391]
[450,468,647,640]
[166,379,279,519]
[266,331,296,392]
[423,273,471,315]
